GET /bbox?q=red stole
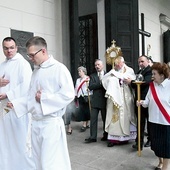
[150,82,170,123]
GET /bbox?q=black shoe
[80,126,86,132]
[107,142,114,147]
[86,125,90,129]
[155,167,161,170]
[155,163,163,170]
[67,129,72,135]
[85,138,97,143]
[144,140,151,147]
[101,137,107,141]
[132,144,143,150]
[85,138,90,141]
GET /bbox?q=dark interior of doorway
[79,13,98,76]
[69,0,98,83]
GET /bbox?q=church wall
[0,0,70,69]
[1,0,170,69]
[97,0,106,68]
[139,0,170,62]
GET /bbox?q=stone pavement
[66,115,158,170]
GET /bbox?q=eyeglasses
[27,49,42,58]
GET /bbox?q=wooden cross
[139,13,151,55]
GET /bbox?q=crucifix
[139,13,151,55]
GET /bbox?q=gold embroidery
[4,108,10,113]
[112,104,119,123]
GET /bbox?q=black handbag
[81,88,89,103]
[82,96,88,103]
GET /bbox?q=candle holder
[133,80,144,157]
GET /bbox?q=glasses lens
[27,49,42,58]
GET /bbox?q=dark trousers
[90,107,107,140]
[135,107,150,145]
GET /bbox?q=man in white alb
[25,36,75,170]
[102,56,136,147]
[0,37,35,169]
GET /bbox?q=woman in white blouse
[75,66,92,132]
[138,62,170,170]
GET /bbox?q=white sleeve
[142,89,150,108]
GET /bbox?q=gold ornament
[105,40,122,69]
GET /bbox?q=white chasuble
[102,64,136,142]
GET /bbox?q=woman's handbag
[82,96,89,103]
[81,88,89,103]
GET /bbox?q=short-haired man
[124,55,152,149]
[25,36,75,169]
[85,59,108,143]
[0,37,35,169]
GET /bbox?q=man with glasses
[25,36,75,170]
[0,37,35,169]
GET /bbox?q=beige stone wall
[139,0,170,62]
[0,0,170,67]
[0,0,71,69]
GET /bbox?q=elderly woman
[138,62,170,170]
[75,66,91,132]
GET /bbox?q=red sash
[77,77,89,95]
[150,82,170,123]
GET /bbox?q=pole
[133,81,144,157]
[137,83,141,156]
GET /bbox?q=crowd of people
[0,36,170,170]
[65,55,170,170]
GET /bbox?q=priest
[102,56,137,147]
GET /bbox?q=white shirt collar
[98,70,104,76]
[161,78,170,87]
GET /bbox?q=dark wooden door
[69,1,98,82]
[105,0,139,72]
[163,30,170,63]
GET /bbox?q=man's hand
[0,77,10,87]
[0,93,7,100]
[124,77,132,84]
[7,102,13,109]
[35,90,41,103]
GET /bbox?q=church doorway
[69,0,98,82]
[69,0,139,81]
